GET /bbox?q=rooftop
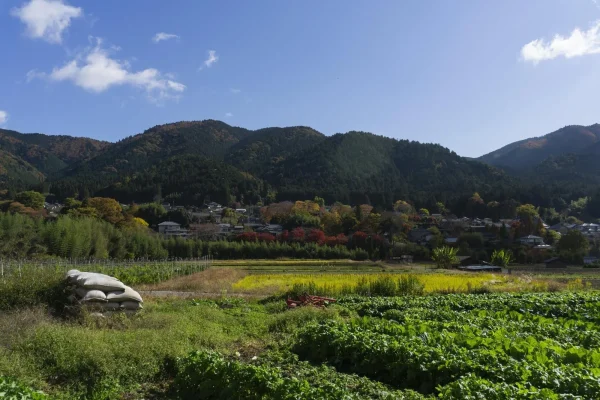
[158,221,181,226]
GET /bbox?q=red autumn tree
[306,229,326,245]
[352,231,368,249]
[291,227,306,242]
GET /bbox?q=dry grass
[138,268,247,293]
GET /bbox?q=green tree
[435,202,447,215]
[432,246,458,269]
[557,230,589,264]
[393,200,413,214]
[85,197,123,224]
[557,230,589,254]
[15,191,45,210]
[544,229,561,245]
[135,203,167,226]
[355,204,363,222]
[419,208,430,216]
[516,204,539,235]
[490,249,512,267]
[458,232,484,249]
[313,196,325,207]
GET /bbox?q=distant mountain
[225,126,325,174]
[94,154,265,205]
[0,149,45,188]
[0,128,109,188]
[6,119,600,210]
[478,124,600,169]
[266,131,514,206]
[48,121,513,207]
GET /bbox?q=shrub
[432,246,458,269]
[490,249,513,267]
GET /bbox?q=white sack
[106,286,143,303]
[75,288,107,302]
[76,273,126,291]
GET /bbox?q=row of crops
[291,292,600,398]
[173,292,600,399]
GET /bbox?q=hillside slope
[267,131,513,206]
[478,124,600,169]
[0,149,45,188]
[225,126,325,174]
[0,128,109,177]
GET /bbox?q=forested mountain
[225,126,325,174]
[0,149,45,188]
[93,155,265,205]
[478,124,600,169]
[267,131,516,207]
[0,128,109,176]
[3,119,600,210]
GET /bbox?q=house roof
[158,221,180,226]
[519,235,542,239]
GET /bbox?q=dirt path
[140,290,257,298]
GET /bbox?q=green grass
[0,298,274,399]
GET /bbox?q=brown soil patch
[139,268,247,293]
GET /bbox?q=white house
[518,235,545,246]
[157,221,189,237]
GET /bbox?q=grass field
[2,258,599,398]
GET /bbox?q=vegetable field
[292,292,600,398]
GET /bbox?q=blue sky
[2,0,600,157]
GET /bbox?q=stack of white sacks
[66,270,143,313]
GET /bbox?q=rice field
[232,272,515,295]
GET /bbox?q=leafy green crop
[292,292,600,397]
[173,350,425,399]
[0,376,47,400]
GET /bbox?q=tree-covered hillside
[267,131,515,207]
[0,128,109,176]
[55,155,266,206]
[478,124,600,169]
[0,149,44,189]
[61,120,253,179]
[225,126,325,174]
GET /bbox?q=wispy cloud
[11,0,82,44]
[225,112,233,118]
[229,88,241,94]
[521,20,600,64]
[199,50,219,70]
[0,111,8,125]
[152,32,179,43]
[30,37,185,104]
[25,69,46,82]
[593,0,600,11]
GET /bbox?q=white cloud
[230,88,241,94]
[522,20,600,64]
[152,32,179,43]
[11,0,82,44]
[225,112,233,118]
[25,69,46,82]
[0,111,8,125]
[37,39,185,103]
[204,50,218,67]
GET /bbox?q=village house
[518,235,545,246]
[157,221,189,238]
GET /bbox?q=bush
[490,249,512,267]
